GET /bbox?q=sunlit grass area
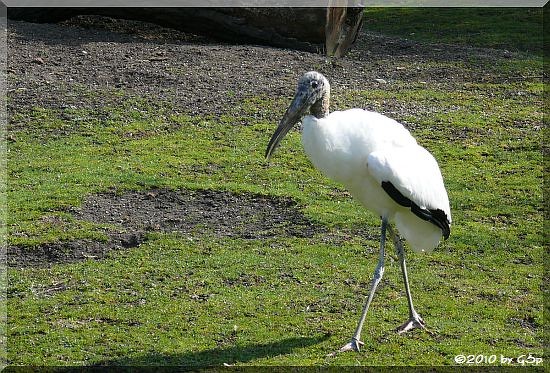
[7,7,544,367]
[363,8,543,54]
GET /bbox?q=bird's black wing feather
[381,181,450,239]
[381,181,411,207]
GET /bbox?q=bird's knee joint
[374,266,385,280]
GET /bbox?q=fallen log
[8,6,363,57]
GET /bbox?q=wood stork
[265,71,451,353]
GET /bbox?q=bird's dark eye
[311,81,318,89]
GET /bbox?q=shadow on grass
[96,334,330,368]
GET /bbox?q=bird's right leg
[387,225,430,335]
[336,218,388,354]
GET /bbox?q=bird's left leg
[387,225,430,334]
[333,219,388,355]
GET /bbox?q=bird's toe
[327,338,364,356]
[396,314,433,335]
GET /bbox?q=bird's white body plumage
[301,108,451,253]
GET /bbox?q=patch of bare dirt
[8,188,324,268]
[7,232,146,268]
[74,188,322,240]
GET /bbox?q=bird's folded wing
[366,146,451,235]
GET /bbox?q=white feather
[301,108,450,253]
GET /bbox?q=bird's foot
[327,337,364,357]
[396,313,433,335]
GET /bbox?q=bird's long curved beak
[265,90,309,161]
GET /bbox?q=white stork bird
[265,71,451,353]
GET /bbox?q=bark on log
[8,7,363,57]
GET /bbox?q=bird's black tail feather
[381,181,450,239]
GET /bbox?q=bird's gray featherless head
[265,71,330,160]
[297,71,330,107]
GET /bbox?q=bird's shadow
[95,334,330,368]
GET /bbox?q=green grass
[363,8,543,55]
[6,9,545,367]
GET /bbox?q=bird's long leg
[335,219,388,354]
[387,225,430,334]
